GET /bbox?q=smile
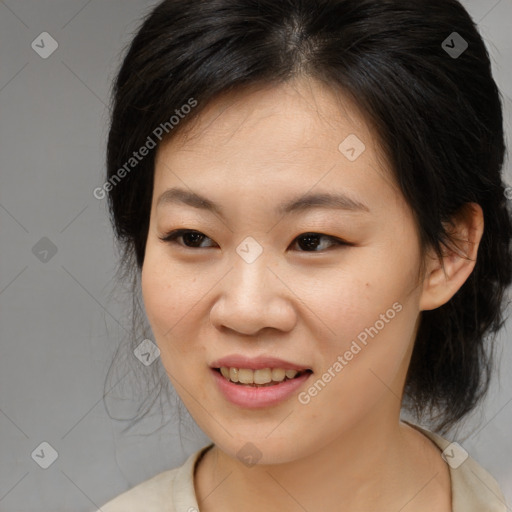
[211,367,313,408]
[217,366,311,386]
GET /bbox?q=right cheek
[141,251,169,302]
[141,271,168,334]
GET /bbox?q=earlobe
[419,203,484,311]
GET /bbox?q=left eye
[291,232,347,251]
[159,230,349,252]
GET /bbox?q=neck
[194,403,440,511]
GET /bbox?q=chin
[208,431,315,466]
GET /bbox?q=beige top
[99,423,508,511]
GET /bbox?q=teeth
[272,368,286,381]
[219,367,303,385]
[229,367,239,382]
[238,368,255,384]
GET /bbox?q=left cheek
[318,281,412,362]
[310,277,388,337]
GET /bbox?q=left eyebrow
[156,187,370,219]
[277,191,370,215]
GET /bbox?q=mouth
[210,363,313,408]
[213,367,313,387]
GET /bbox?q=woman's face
[141,79,428,463]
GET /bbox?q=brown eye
[291,233,347,252]
[160,230,217,248]
[160,230,349,252]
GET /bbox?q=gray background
[0,1,511,510]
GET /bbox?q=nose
[209,250,297,336]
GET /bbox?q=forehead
[153,78,398,209]
[159,78,380,161]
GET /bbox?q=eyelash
[159,229,351,252]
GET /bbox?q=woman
[99,0,512,510]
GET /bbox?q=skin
[141,78,484,511]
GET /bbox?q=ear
[419,203,484,311]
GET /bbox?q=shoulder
[98,444,214,512]
[99,468,178,512]
[405,422,508,512]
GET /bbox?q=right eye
[159,229,218,248]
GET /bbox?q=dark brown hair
[104,0,512,434]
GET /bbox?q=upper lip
[210,354,312,371]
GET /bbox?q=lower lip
[211,368,312,408]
